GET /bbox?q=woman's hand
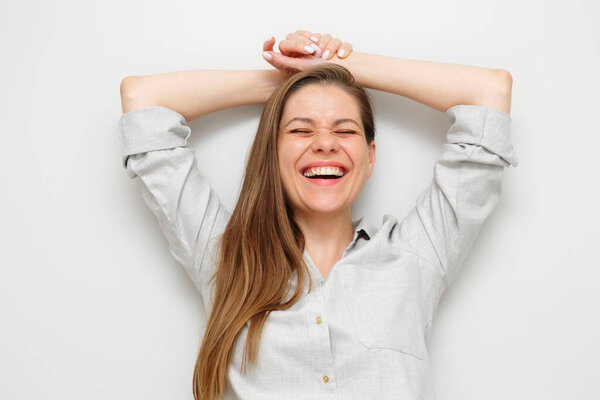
[262,30,353,78]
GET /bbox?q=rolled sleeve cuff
[118,106,192,169]
[445,105,519,167]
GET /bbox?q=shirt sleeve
[391,105,519,293]
[118,106,230,290]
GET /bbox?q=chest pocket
[341,265,425,360]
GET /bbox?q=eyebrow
[283,117,360,128]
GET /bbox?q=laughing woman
[118,30,518,400]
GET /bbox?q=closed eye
[290,129,357,134]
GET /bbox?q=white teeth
[303,166,345,177]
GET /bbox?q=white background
[1,0,598,398]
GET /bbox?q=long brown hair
[193,63,376,400]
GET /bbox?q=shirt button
[322,375,330,383]
[315,316,322,324]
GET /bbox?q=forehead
[281,84,361,124]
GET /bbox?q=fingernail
[262,52,272,60]
[322,49,331,59]
[310,35,319,43]
[338,49,346,58]
[309,43,321,55]
[303,45,315,54]
[266,36,272,42]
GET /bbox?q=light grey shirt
[118,104,518,399]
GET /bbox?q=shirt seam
[141,167,198,274]
[443,108,485,287]
[432,106,488,290]
[388,242,442,270]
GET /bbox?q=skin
[120,29,511,277]
[277,85,375,276]
[120,31,352,118]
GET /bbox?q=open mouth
[304,174,343,179]
[299,167,348,185]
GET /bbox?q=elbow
[494,69,513,98]
[120,76,139,101]
[119,76,130,97]
[497,69,513,87]
[466,70,514,115]
[496,69,513,114]
[119,76,144,113]
[478,69,513,114]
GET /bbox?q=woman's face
[277,84,376,217]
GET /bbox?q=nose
[310,129,340,153]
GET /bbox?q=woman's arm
[120,69,287,120]
[326,51,512,114]
[119,32,354,119]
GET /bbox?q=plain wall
[1,0,598,398]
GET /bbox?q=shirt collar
[352,215,376,240]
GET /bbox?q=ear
[367,140,376,178]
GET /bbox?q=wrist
[325,52,373,89]
[255,69,287,104]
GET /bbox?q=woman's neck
[294,209,355,269]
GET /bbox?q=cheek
[278,148,290,172]
[277,150,296,188]
[278,140,304,170]
[341,143,370,170]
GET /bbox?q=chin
[304,202,348,215]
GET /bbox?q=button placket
[304,281,337,391]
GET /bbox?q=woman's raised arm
[120,69,287,120]
[327,51,512,114]
[117,68,289,297]
[314,50,518,294]
[120,32,355,119]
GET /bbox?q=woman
[118,30,518,400]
